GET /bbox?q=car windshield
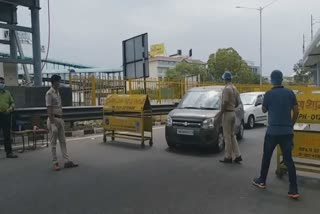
[240,94,256,105]
[178,90,221,110]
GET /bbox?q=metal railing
[80,78,320,106]
[41,72,320,106]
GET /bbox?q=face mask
[0,83,5,90]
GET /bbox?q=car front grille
[172,120,202,128]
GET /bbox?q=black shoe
[64,161,79,169]
[288,185,300,199]
[219,158,232,164]
[252,177,266,189]
[234,156,243,163]
[6,153,18,158]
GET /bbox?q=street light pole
[236,0,278,85]
[311,15,314,41]
[259,7,263,85]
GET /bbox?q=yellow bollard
[91,76,97,106]
[128,79,132,95]
[158,80,162,104]
[180,80,185,99]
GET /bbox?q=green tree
[293,61,312,85]
[166,62,207,81]
[207,48,260,84]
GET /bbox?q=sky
[15,0,320,76]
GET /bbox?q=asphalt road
[0,126,320,214]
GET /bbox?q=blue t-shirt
[263,87,297,135]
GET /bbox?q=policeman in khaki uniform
[216,71,242,164]
[0,77,18,158]
[46,75,78,171]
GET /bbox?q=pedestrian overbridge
[303,29,320,86]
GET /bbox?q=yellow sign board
[296,94,320,123]
[104,94,150,112]
[150,43,165,57]
[104,116,142,133]
[292,131,320,160]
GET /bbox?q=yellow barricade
[276,94,320,177]
[103,94,153,148]
[292,131,320,160]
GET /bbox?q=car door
[254,95,265,122]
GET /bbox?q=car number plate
[177,129,194,136]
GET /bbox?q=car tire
[237,120,244,140]
[167,140,176,149]
[246,115,255,129]
[215,130,225,153]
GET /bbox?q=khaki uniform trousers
[47,117,70,164]
[222,112,241,159]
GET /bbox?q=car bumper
[165,126,219,146]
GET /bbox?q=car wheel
[246,115,255,129]
[237,120,244,140]
[215,130,225,153]
[167,140,176,149]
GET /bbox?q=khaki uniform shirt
[222,83,240,112]
[45,87,63,116]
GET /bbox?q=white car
[240,92,267,129]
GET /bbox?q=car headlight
[167,115,173,126]
[202,118,214,129]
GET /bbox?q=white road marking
[67,135,102,142]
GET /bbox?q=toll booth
[103,94,153,148]
[276,94,320,177]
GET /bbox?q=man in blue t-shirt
[252,70,300,199]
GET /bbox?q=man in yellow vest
[0,77,18,158]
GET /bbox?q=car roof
[188,86,224,92]
[240,91,265,95]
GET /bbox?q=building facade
[148,56,206,81]
[246,60,260,74]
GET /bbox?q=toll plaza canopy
[303,30,320,86]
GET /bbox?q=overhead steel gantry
[0,0,42,86]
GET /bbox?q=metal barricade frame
[102,94,153,148]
